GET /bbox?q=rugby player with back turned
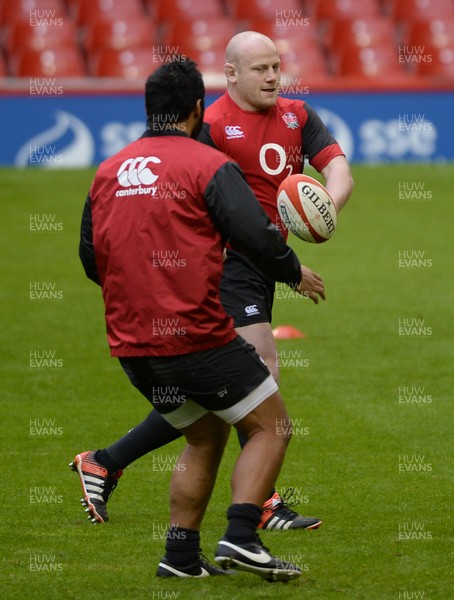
[71,31,352,534]
[74,57,325,580]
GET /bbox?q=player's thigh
[221,250,274,328]
[234,389,290,440]
[179,411,230,450]
[119,338,276,429]
[236,321,278,378]
[149,337,272,411]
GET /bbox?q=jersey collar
[141,128,189,139]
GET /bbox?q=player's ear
[194,99,203,120]
[224,62,237,82]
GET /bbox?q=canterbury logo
[117,156,161,187]
[225,125,244,139]
[245,304,259,315]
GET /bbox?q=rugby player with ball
[71,32,353,562]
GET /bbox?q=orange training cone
[272,325,306,339]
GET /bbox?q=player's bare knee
[271,400,292,446]
[208,424,230,459]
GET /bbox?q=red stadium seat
[5,19,79,55]
[187,48,227,73]
[276,35,324,58]
[83,17,158,54]
[0,53,8,77]
[405,17,454,50]
[0,0,67,26]
[243,18,320,48]
[152,0,224,23]
[386,0,454,23]
[229,0,306,22]
[336,43,405,76]
[12,47,86,76]
[326,16,397,51]
[73,0,145,26]
[90,47,160,79]
[163,16,237,54]
[414,44,454,78]
[311,0,380,22]
[280,45,330,77]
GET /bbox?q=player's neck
[227,89,260,112]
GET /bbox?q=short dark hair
[145,57,205,129]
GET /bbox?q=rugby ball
[277,174,337,243]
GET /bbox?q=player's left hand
[297,265,326,304]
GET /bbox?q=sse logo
[116,156,161,197]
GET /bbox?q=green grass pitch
[1,164,452,599]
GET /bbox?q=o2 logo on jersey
[115,156,161,197]
[259,143,294,176]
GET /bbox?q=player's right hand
[297,265,326,304]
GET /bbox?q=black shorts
[220,250,275,327]
[119,336,277,428]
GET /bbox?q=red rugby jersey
[80,130,302,357]
[199,92,344,229]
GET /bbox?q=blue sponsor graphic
[1,91,453,165]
